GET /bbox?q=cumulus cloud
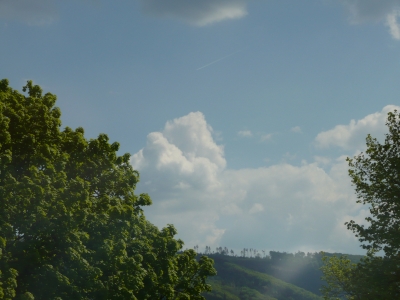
[131,112,227,247]
[315,105,399,151]
[219,160,360,252]
[238,130,253,137]
[341,0,400,39]
[131,112,225,194]
[131,111,369,254]
[138,0,248,26]
[0,0,57,24]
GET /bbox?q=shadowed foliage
[321,110,400,299]
[0,79,216,299]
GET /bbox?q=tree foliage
[321,110,400,299]
[346,110,400,257]
[0,79,216,299]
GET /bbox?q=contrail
[196,50,242,71]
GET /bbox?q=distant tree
[0,80,216,299]
[240,249,245,257]
[321,110,400,299]
[223,247,228,255]
[270,251,282,261]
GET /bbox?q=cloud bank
[341,0,400,22]
[0,0,57,24]
[341,0,400,39]
[138,0,248,26]
[130,108,397,254]
[3,0,400,39]
[315,105,400,151]
[138,0,400,37]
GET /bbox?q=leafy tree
[320,255,357,300]
[321,110,400,299]
[0,79,216,299]
[346,110,400,257]
[321,254,397,300]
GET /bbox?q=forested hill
[202,251,364,300]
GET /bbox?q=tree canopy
[0,79,216,299]
[321,110,400,299]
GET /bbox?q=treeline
[193,245,268,258]
[193,245,359,262]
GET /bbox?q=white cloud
[0,0,57,24]
[386,10,400,39]
[291,126,302,133]
[238,130,253,137]
[138,0,248,26]
[131,112,225,194]
[340,0,400,39]
[214,161,359,252]
[315,105,400,151]
[131,112,227,247]
[131,111,370,254]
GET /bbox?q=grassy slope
[204,261,322,300]
[203,253,364,300]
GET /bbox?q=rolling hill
[201,251,363,300]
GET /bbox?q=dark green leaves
[0,79,215,299]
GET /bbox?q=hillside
[202,252,364,300]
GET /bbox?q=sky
[1,0,400,255]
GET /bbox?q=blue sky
[1,0,400,254]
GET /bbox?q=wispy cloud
[237,130,253,137]
[291,126,302,133]
[249,203,264,214]
[139,0,248,26]
[283,152,297,161]
[0,0,57,25]
[260,133,273,142]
